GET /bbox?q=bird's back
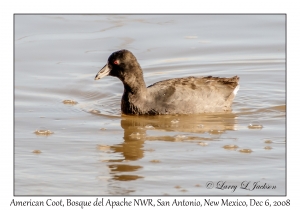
[144,76,239,114]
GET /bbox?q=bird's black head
[95,49,141,82]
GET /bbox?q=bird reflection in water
[97,113,238,182]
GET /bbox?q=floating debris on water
[181,189,187,192]
[174,185,181,189]
[62,99,78,105]
[248,124,263,129]
[195,184,201,187]
[90,109,101,114]
[32,150,41,154]
[264,139,273,144]
[150,159,161,163]
[248,121,263,129]
[239,149,253,153]
[198,142,208,146]
[223,144,239,150]
[34,129,53,135]
[264,146,272,150]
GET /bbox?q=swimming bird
[95,49,239,115]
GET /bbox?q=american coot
[95,49,239,115]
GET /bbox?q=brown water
[14,15,285,195]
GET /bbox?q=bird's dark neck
[121,72,147,115]
[122,67,147,95]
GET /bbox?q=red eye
[113,60,119,65]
